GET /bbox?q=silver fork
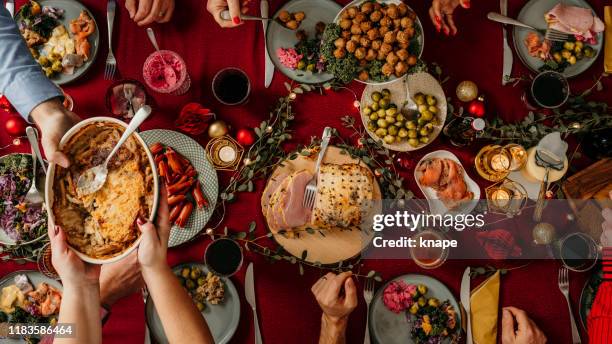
[303,127,332,209]
[104,0,117,80]
[363,278,375,344]
[142,287,151,344]
[487,12,570,42]
[558,267,581,344]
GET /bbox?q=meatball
[379,26,390,35]
[340,18,352,30]
[333,48,346,59]
[334,38,346,49]
[387,4,399,19]
[286,20,299,30]
[350,34,361,43]
[365,48,377,61]
[359,59,368,67]
[347,6,358,18]
[360,2,373,14]
[295,30,307,41]
[373,2,382,11]
[359,36,371,48]
[397,42,409,49]
[380,42,392,55]
[383,31,396,44]
[395,61,408,77]
[371,39,382,51]
[278,10,291,23]
[396,48,409,61]
[341,31,351,39]
[396,30,412,45]
[398,3,409,16]
[294,12,305,22]
[407,55,418,66]
[382,63,394,76]
[367,28,379,40]
[379,17,392,28]
[358,70,370,81]
[370,10,382,22]
[340,10,350,19]
[404,27,415,37]
[386,51,399,65]
[377,50,386,61]
[400,17,413,29]
[350,24,362,35]
[393,19,401,28]
[355,47,366,60]
[346,40,357,53]
[359,21,372,32]
[353,13,366,24]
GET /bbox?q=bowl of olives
[360,72,446,151]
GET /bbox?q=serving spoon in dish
[76,105,152,196]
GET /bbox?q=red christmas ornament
[467,95,486,118]
[395,154,412,169]
[0,94,13,113]
[236,128,256,146]
[5,115,26,136]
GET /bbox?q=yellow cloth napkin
[605,7,612,73]
[470,270,501,344]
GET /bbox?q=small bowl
[44,117,159,265]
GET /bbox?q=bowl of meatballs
[325,0,424,85]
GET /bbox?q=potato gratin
[52,122,154,259]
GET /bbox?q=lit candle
[219,145,237,163]
[490,153,510,172]
[506,144,527,170]
[491,188,511,208]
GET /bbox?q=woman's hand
[49,225,100,288]
[206,0,251,28]
[429,0,471,36]
[125,0,175,26]
[137,184,171,272]
[502,307,547,344]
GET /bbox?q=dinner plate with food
[415,150,480,215]
[140,129,218,248]
[268,0,341,84]
[0,153,47,246]
[15,0,99,85]
[145,263,240,344]
[513,0,603,78]
[369,274,461,344]
[45,118,159,264]
[0,270,63,344]
[261,145,381,265]
[361,72,446,151]
[324,0,424,84]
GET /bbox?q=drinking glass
[204,238,244,277]
[212,67,251,106]
[557,232,599,272]
[409,230,449,269]
[522,71,569,110]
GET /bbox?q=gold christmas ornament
[456,80,479,102]
[532,222,556,245]
[208,120,229,138]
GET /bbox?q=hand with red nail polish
[136,184,171,270]
[429,0,470,36]
[48,224,101,288]
[125,0,175,26]
[207,0,251,28]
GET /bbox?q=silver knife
[460,267,473,344]
[261,0,274,88]
[246,263,263,344]
[5,0,14,17]
[500,0,512,85]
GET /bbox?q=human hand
[137,184,170,272]
[100,251,144,309]
[502,307,547,344]
[206,0,251,28]
[125,0,175,26]
[311,272,358,324]
[599,191,612,246]
[49,225,101,288]
[429,0,470,36]
[30,99,80,168]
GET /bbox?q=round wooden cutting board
[261,146,382,265]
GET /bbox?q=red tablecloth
[2,0,611,343]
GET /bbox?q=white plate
[266,0,341,84]
[0,270,63,344]
[414,150,480,215]
[334,0,424,85]
[361,72,446,152]
[140,130,218,248]
[369,274,461,344]
[145,263,240,344]
[512,0,603,78]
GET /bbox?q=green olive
[381,88,391,97]
[408,129,417,139]
[406,121,416,130]
[428,106,438,114]
[371,102,380,111]
[426,95,437,106]
[376,119,388,128]
[185,279,196,290]
[378,98,389,109]
[408,138,419,147]
[419,136,430,144]
[196,302,205,311]
[377,108,386,117]
[385,107,397,116]
[385,116,396,124]
[369,113,378,121]
[375,128,387,137]
[419,128,429,137]
[417,118,427,126]
[414,93,425,105]
[398,128,408,138]
[181,268,191,279]
[395,113,405,122]
[190,268,202,280]
[367,121,377,131]
[383,135,395,144]
[417,104,428,113]
[371,91,382,102]
[420,111,433,121]
[388,125,399,136]
[363,107,372,116]
[424,123,434,131]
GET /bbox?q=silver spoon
[219,10,271,22]
[76,105,152,196]
[24,127,44,205]
[145,28,177,84]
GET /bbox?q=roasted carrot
[175,202,194,227]
[192,182,208,208]
[169,203,182,223]
[168,194,186,207]
[150,142,164,155]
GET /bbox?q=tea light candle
[490,153,510,172]
[506,144,527,171]
[491,188,511,208]
[219,145,237,163]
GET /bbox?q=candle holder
[485,179,528,217]
[206,135,244,171]
[475,145,511,182]
[37,243,59,280]
[504,144,527,171]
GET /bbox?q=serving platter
[414,150,480,215]
[369,274,461,344]
[145,263,240,344]
[15,0,100,85]
[140,129,218,248]
[361,72,447,152]
[512,0,603,78]
[266,0,341,84]
[262,146,381,265]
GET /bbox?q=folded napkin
[476,229,522,260]
[470,270,501,344]
[605,7,612,73]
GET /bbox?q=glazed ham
[417,158,473,210]
[264,170,313,233]
[545,4,604,42]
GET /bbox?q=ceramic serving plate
[369,274,461,344]
[512,0,603,78]
[140,129,218,248]
[45,117,159,265]
[145,263,240,344]
[414,150,480,215]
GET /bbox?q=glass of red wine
[522,71,570,110]
[558,232,599,272]
[212,67,251,106]
[204,238,244,277]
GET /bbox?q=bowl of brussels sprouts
[360,72,446,152]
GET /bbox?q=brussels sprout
[398,128,408,138]
[369,113,378,121]
[408,138,419,147]
[385,107,397,116]
[375,128,387,137]
[51,61,62,72]
[383,135,395,144]
[417,118,427,126]
[385,116,396,124]
[409,303,419,314]
[388,125,399,136]
[371,91,382,102]
[377,119,388,128]
[420,111,433,121]
[419,136,430,144]
[185,279,196,290]
[190,268,202,280]
[418,104,428,113]
[552,52,563,63]
[379,98,389,109]
[568,55,577,65]
[381,88,391,97]
[424,123,434,131]
[563,41,575,51]
[38,56,50,66]
[417,284,428,295]
[363,107,372,116]
[371,102,380,111]
[406,121,416,130]
[413,93,425,105]
[561,49,572,59]
[419,128,429,137]
[584,46,595,58]
[181,268,191,279]
[428,106,438,114]
[417,297,427,307]
[575,50,584,60]
[426,95,437,106]
[574,45,582,54]
[377,108,386,117]
[430,118,440,126]
[196,302,205,312]
[306,63,315,72]
[408,129,417,139]
[575,41,584,50]
[367,121,377,131]
[297,60,306,70]
[427,298,440,307]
